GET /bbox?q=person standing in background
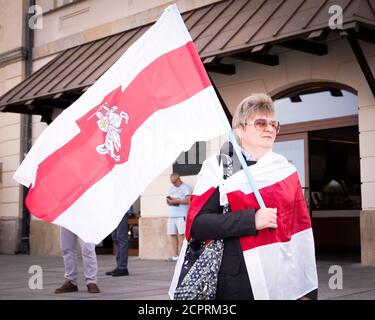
[166,173,192,261]
[55,227,100,294]
[105,205,134,277]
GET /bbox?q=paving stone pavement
[0,253,374,300]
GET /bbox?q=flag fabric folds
[169,151,318,300]
[13,5,231,244]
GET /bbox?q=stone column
[358,55,375,266]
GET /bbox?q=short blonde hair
[232,93,275,129]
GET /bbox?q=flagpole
[227,130,266,209]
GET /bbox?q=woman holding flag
[173,93,318,300]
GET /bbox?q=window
[274,89,358,125]
[173,142,206,176]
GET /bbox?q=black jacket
[191,186,256,299]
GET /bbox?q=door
[308,126,361,249]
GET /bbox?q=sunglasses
[244,118,280,133]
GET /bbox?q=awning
[1,0,374,121]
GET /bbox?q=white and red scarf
[170,151,318,300]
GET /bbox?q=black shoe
[112,269,129,277]
[105,268,117,276]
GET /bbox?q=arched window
[274,87,358,126]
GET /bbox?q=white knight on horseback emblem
[94,102,129,162]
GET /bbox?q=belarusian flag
[169,151,318,300]
[13,5,230,243]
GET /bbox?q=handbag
[174,154,233,300]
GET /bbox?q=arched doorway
[272,83,361,260]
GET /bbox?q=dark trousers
[111,214,128,270]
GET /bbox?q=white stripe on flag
[243,229,318,300]
[169,239,188,299]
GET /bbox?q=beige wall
[0,0,26,52]
[0,107,22,255]
[0,0,28,253]
[33,0,221,59]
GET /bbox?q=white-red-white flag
[169,151,318,299]
[14,5,231,243]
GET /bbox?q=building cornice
[0,47,27,68]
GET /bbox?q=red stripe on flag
[227,172,312,251]
[26,41,211,222]
[185,187,216,240]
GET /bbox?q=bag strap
[216,153,233,214]
[216,153,233,180]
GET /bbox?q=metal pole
[228,131,266,209]
[16,0,34,254]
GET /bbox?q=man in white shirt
[166,173,192,261]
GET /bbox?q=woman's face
[238,113,279,151]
